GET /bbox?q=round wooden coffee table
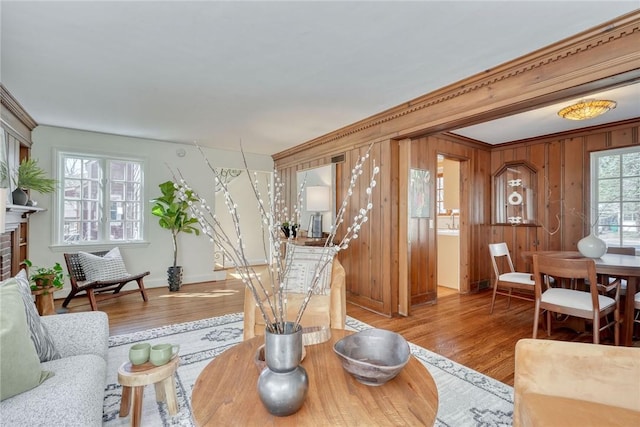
[117,356,180,427]
[192,329,438,426]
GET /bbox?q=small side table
[117,356,180,427]
[30,286,60,316]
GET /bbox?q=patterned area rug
[103,313,514,426]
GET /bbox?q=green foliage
[21,259,66,290]
[13,158,58,193]
[150,181,201,268]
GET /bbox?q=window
[57,152,145,245]
[592,146,640,249]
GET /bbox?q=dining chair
[634,292,640,339]
[600,246,635,297]
[531,254,620,345]
[488,243,535,314]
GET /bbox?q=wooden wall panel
[489,119,640,268]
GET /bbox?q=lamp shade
[306,186,331,212]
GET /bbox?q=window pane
[65,179,81,199]
[622,152,640,176]
[598,155,620,178]
[125,202,141,220]
[110,222,124,240]
[64,159,82,179]
[82,180,99,200]
[622,177,640,201]
[598,178,619,202]
[64,200,81,220]
[110,201,123,220]
[111,182,125,201]
[82,201,99,220]
[82,221,99,241]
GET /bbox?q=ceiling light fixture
[557,99,617,121]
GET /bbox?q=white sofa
[0,311,109,426]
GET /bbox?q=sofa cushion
[0,278,53,401]
[78,247,130,282]
[0,354,107,426]
[15,270,61,362]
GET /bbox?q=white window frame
[52,149,149,249]
[591,146,640,250]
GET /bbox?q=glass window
[592,147,640,249]
[58,152,144,245]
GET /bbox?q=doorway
[436,155,461,292]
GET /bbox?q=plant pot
[11,188,29,205]
[167,266,183,291]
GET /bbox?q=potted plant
[150,180,201,291]
[4,158,57,205]
[280,222,299,238]
[21,259,65,292]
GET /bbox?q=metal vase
[257,322,308,416]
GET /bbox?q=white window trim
[591,145,640,248]
[51,148,150,249]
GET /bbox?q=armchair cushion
[78,247,129,282]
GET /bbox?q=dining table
[522,251,640,346]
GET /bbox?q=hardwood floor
[56,279,620,387]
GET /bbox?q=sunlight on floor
[159,290,239,298]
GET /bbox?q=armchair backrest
[243,258,346,341]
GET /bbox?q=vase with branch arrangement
[173,143,379,415]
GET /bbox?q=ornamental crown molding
[0,84,38,130]
[273,10,640,162]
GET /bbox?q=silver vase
[257,321,308,416]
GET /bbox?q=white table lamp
[306,186,330,238]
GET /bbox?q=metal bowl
[333,329,410,386]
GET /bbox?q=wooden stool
[117,356,180,427]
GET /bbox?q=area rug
[103,313,514,426]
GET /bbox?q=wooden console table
[192,329,438,426]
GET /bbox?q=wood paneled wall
[490,120,640,273]
[273,12,640,316]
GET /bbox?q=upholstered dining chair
[243,257,346,343]
[531,254,620,345]
[488,243,535,314]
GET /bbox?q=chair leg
[546,310,552,337]
[86,288,98,311]
[614,308,620,346]
[61,290,77,308]
[137,278,149,302]
[593,315,600,344]
[532,301,540,338]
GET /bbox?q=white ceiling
[1,1,638,156]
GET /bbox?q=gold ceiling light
[557,99,617,121]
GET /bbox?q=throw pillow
[0,278,54,401]
[284,244,336,295]
[78,247,130,282]
[15,270,61,362]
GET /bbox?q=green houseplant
[150,180,201,291]
[2,158,57,205]
[21,259,65,292]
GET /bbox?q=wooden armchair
[243,258,346,342]
[514,339,640,426]
[62,251,150,311]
